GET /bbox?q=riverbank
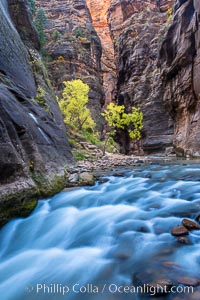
[0,153,198,228]
[64,153,192,188]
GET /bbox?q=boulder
[68,173,79,184]
[182,219,200,231]
[176,277,200,287]
[148,279,173,296]
[79,172,95,186]
[171,225,189,236]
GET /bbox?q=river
[1,163,200,300]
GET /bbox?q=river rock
[162,261,181,268]
[171,225,189,237]
[165,147,175,156]
[79,172,95,186]
[195,214,200,223]
[182,219,200,231]
[98,178,109,184]
[176,236,192,245]
[176,277,200,286]
[68,173,79,184]
[148,279,173,295]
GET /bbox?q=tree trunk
[103,135,110,156]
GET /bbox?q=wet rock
[162,261,181,269]
[148,279,173,296]
[165,147,175,156]
[176,277,200,286]
[182,219,200,231]
[0,0,73,217]
[135,160,144,164]
[79,172,94,186]
[195,214,200,223]
[176,236,192,245]
[112,172,124,177]
[139,226,150,233]
[145,173,152,179]
[159,178,166,182]
[171,225,189,237]
[62,187,77,192]
[97,178,109,184]
[68,173,79,184]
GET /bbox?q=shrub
[51,30,62,41]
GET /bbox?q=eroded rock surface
[0,0,73,224]
[36,0,105,130]
[159,0,200,157]
[108,0,174,154]
[86,0,116,105]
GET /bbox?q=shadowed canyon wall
[159,0,200,157]
[0,0,73,225]
[107,0,174,153]
[16,0,200,156]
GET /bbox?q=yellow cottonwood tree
[58,79,95,131]
[102,103,143,154]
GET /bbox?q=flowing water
[1,164,200,300]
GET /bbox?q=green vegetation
[65,125,119,161]
[35,87,49,111]
[167,8,173,24]
[34,8,48,47]
[58,79,95,131]
[51,30,62,42]
[75,27,84,38]
[57,80,121,160]
[36,87,46,105]
[79,37,91,44]
[72,150,86,161]
[102,103,143,155]
[31,172,66,197]
[28,0,36,16]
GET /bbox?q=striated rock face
[36,0,105,130]
[0,0,73,224]
[86,0,116,105]
[159,0,200,157]
[37,0,176,154]
[107,0,174,154]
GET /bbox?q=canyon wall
[35,0,105,130]
[86,0,116,105]
[159,0,200,157]
[0,0,73,225]
[107,0,174,153]
[38,0,175,154]
[34,0,200,156]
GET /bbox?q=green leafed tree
[34,8,48,47]
[28,0,36,16]
[58,79,95,131]
[102,103,143,155]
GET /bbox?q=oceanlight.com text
[25,283,194,296]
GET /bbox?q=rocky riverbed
[65,154,184,188]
